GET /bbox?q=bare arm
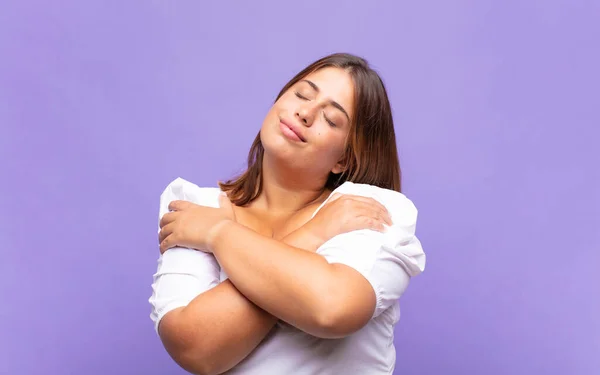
[209,220,376,339]
[156,190,393,374]
[158,225,323,375]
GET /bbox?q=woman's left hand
[158,193,235,254]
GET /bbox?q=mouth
[279,119,306,142]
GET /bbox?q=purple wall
[1,1,598,374]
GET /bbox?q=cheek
[315,131,347,159]
[260,105,280,133]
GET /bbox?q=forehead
[301,67,355,118]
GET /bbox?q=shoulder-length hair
[220,53,401,206]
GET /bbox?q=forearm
[160,225,324,375]
[210,220,341,338]
[159,279,275,375]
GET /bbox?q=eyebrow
[300,79,350,122]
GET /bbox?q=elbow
[309,275,374,339]
[174,345,244,375]
[167,341,240,375]
[173,348,221,375]
[159,319,222,375]
[164,339,228,375]
[313,311,347,339]
[311,298,361,339]
[166,338,241,375]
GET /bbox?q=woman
[149,53,426,375]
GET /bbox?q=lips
[280,119,306,142]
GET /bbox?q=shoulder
[332,181,418,227]
[331,182,426,276]
[159,177,222,213]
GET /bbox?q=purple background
[1,1,598,374]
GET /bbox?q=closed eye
[296,90,337,127]
[324,113,337,127]
[295,92,309,100]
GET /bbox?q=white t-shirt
[149,178,426,375]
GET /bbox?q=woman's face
[260,67,355,177]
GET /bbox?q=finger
[168,200,192,212]
[159,233,178,254]
[371,207,393,226]
[159,212,178,229]
[346,207,386,231]
[345,215,384,233]
[356,201,391,225]
[358,216,386,233]
[158,222,175,244]
[362,207,391,227]
[342,198,390,224]
[343,196,391,223]
[383,213,393,226]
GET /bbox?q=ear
[331,152,349,175]
[331,150,350,174]
[331,161,345,174]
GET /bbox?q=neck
[252,155,330,214]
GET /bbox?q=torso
[220,195,400,375]
[231,196,327,242]
[154,179,408,375]
[220,188,398,375]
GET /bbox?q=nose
[295,103,316,127]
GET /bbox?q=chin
[263,140,293,162]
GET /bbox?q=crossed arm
[150,180,425,375]
[157,222,375,375]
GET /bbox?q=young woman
[149,53,426,375]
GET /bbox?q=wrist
[207,219,234,252]
[300,220,328,251]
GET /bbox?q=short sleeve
[315,182,426,318]
[148,178,223,332]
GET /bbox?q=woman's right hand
[304,193,393,245]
